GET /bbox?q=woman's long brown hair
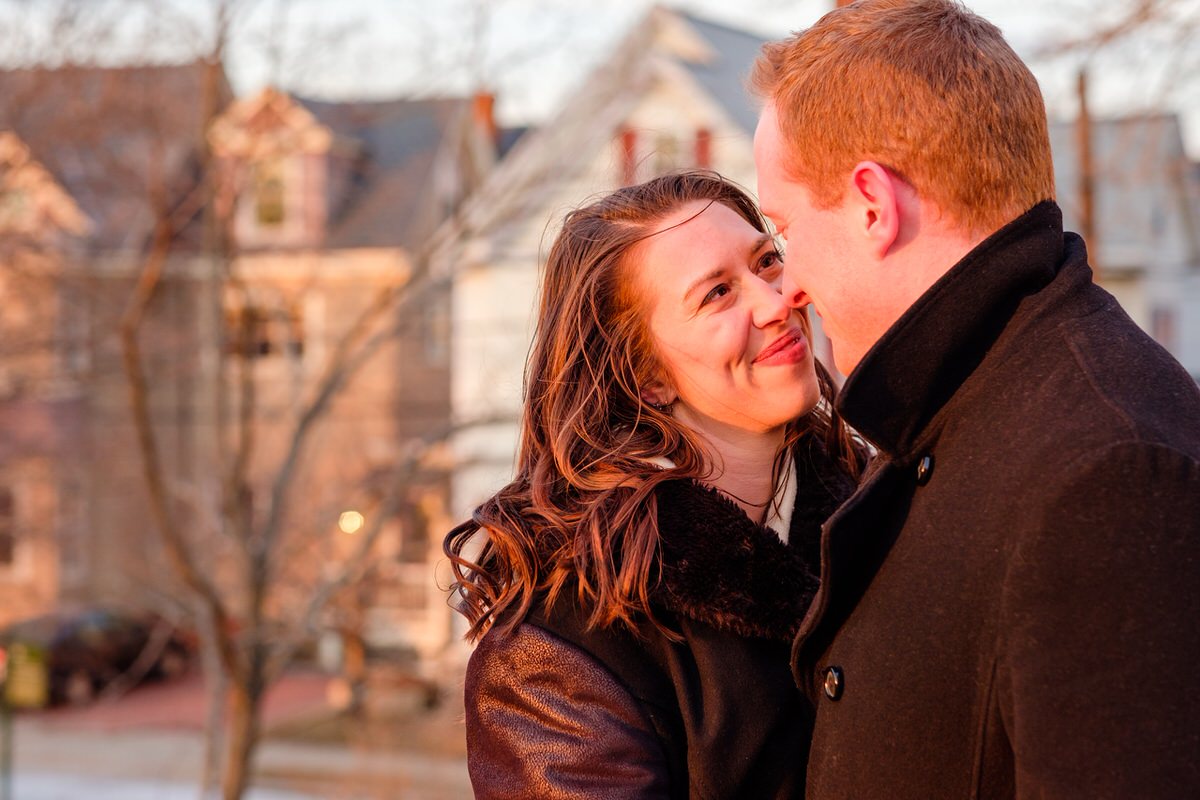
[443,171,861,642]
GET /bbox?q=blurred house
[1051,113,1200,378]
[442,5,775,644]
[205,86,500,669]
[0,62,503,674]
[0,61,234,627]
[0,131,91,622]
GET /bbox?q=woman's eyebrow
[684,268,725,302]
[749,232,773,255]
[682,233,775,302]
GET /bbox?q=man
[751,1,1200,797]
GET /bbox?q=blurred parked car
[0,607,195,706]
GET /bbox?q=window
[618,127,715,184]
[1149,202,1165,238]
[1151,306,1176,352]
[254,158,286,227]
[653,133,680,175]
[0,487,15,567]
[57,482,85,584]
[620,128,638,186]
[423,294,450,365]
[0,188,27,228]
[396,502,429,564]
[224,301,304,359]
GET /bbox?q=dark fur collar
[652,435,856,642]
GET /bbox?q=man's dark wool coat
[800,202,1200,799]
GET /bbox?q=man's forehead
[754,102,782,144]
[752,104,787,199]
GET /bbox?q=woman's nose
[749,276,790,328]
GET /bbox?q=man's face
[753,102,876,375]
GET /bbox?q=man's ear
[847,161,901,259]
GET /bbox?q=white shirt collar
[764,459,796,544]
[648,456,797,544]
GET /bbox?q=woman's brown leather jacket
[463,438,855,799]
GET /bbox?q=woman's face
[635,199,821,437]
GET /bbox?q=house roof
[677,13,767,135]
[296,96,470,249]
[212,88,502,251]
[497,126,529,159]
[1049,113,1200,269]
[0,61,231,253]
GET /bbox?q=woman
[444,172,863,798]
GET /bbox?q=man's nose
[780,266,808,309]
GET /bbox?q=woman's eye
[756,249,784,274]
[700,283,731,307]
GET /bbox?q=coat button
[822,666,844,701]
[915,454,934,485]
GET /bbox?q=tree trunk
[220,678,263,800]
[198,633,227,799]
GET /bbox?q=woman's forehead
[640,201,763,268]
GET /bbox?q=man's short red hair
[752,0,1055,236]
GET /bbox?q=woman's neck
[674,407,785,522]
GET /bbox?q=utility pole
[1076,68,1098,269]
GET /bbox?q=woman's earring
[641,381,675,413]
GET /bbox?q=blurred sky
[2,0,1196,154]
[216,0,1199,155]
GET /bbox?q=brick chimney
[620,128,638,186]
[472,91,499,145]
[694,127,712,169]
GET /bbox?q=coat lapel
[797,203,1072,670]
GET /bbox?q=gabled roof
[436,6,765,254]
[211,88,481,250]
[208,87,334,157]
[676,12,768,134]
[0,61,232,253]
[0,131,91,241]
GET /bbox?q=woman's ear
[848,161,901,259]
[640,377,677,409]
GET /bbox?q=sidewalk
[13,724,471,799]
[14,771,314,800]
[8,667,472,799]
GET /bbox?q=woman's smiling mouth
[754,329,809,365]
